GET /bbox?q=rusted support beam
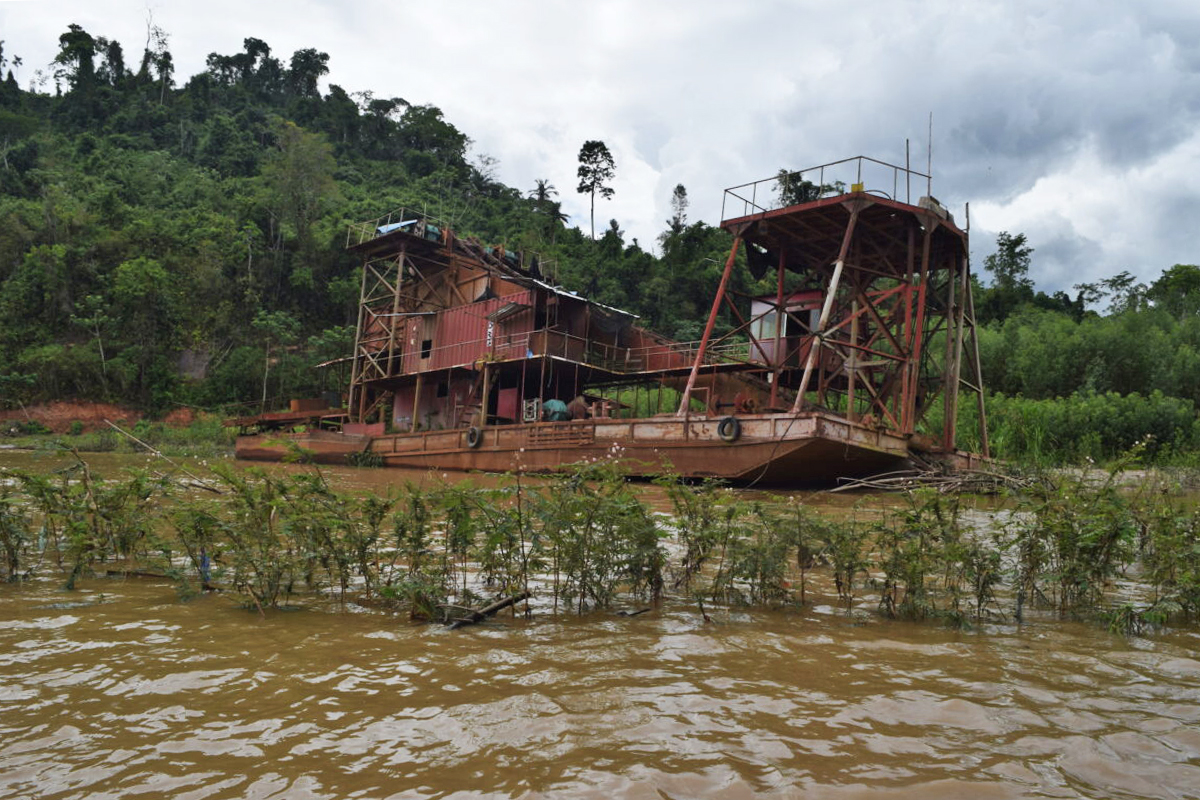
[904,228,933,433]
[791,257,844,412]
[791,205,862,413]
[770,250,786,408]
[944,252,970,451]
[964,250,990,458]
[847,300,858,421]
[678,237,742,416]
[942,252,960,451]
[901,228,915,431]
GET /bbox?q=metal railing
[721,155,933,221]
[352,326,765,379]
[346,207,449,248]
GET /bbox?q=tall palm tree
[528,179,558,210]
[529,179,567,243]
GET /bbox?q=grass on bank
[1,415,236,458]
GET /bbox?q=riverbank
[1,404,235,459]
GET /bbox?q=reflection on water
[3,575,1200,800]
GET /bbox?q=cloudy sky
[3,0,1199,293]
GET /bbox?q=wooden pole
[104,420,223,494]
[387,249,405,377]
[349,251,383,422]
[411,372,423,433]
[478,363,491,428]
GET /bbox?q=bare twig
[104,419,224,494]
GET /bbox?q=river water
[2,451,1200,799]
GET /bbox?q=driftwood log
[830,468,1035,494]
[446,590,531,630]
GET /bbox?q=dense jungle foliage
[0,28,743,415]
[2,28,1200,464]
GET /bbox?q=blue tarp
[543,399,569,422]
[376,219,418,236]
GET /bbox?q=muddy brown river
[3,451,1200,798]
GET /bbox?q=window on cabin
[751,311,778,341]
[421,339,432,359]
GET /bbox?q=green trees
[53,24,99,91]
[263,120,338,255]
[82,256,178,406]
[667,183,688,232]
[775,169,822,206]
[5,20,1200,473]
[1148,264,1200,319]
[979,232,1036,321]
[527,178,569,243]
[0,26,384,411]
[576,139,615,239]
[287,48,329,98]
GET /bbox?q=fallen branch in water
[831,468,1036,494]
[104,419,224,494]
[446,590,531,630]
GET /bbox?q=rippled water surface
[3,451,1200,798]
[4,576,1200,799]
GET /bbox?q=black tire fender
[465,426,483,449]
[717,415,741,443]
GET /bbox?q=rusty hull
[235,429,371,465]
[235,412,910,483]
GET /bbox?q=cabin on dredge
[342,213,695,436]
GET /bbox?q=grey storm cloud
[3,0,1198,293]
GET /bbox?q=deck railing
[346,207,449,248]
[354,327,765,379]
[720,155,933,221]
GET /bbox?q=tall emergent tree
[978,231,1037,322]
[984,231,1034,292]
[576,139,615,239]
[669,184,689,230]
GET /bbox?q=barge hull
[234,412,911,483]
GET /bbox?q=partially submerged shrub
[6,447,1200,635]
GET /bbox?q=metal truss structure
[682,156,989,456]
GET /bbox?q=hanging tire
[465,426,483,449]
[717,416,741,443]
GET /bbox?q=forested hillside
[2,27,1199,463]
[0,27,741,414]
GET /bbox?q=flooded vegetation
[4,450,1200,797]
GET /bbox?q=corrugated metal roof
[486,302,531,322]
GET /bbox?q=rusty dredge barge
[230,156,990,483]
